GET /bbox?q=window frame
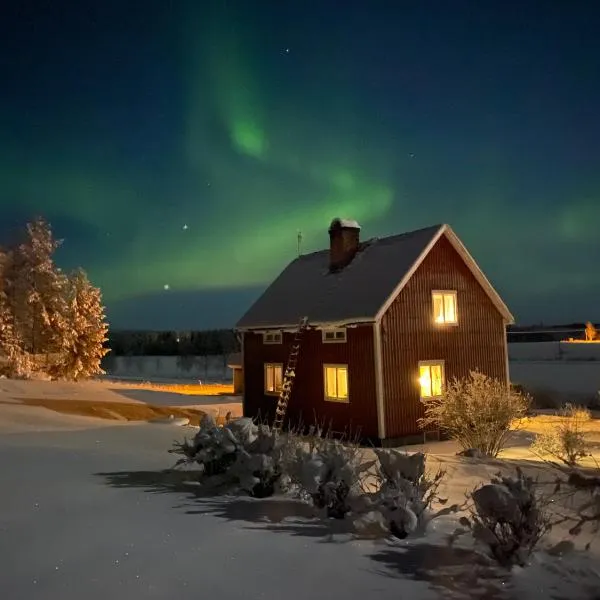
[322,328,347,343]
[418,360,445,399]
[263,330,283,344]
[431,290,458,325]
[323,363,349,403]
[264,362,283,395]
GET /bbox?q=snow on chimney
[328,218,361,271]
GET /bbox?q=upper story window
[322,328,347,343]
[432,290,458,325]
[263,331,282,344]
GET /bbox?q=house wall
[242,325,378,438]
[381,235,507,440]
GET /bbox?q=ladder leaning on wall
[272,316,309,432]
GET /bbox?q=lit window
[264,363,283,394]
[418,361,445,398]
[432,291,457,324]
[263,331,282,344]
[322,328,347,343]
[324,364,349,402]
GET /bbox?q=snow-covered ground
[1,380,599,599]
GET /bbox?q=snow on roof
[235,223,514,329]
[236,225,441,329]
[329,218,361,230]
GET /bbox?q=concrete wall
[509,361,600,404]
[508,341,600,361]
[508,341,600,405]
[102,354,233,383]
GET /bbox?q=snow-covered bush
[171,414,241,476]
[459,468,552,567]
[368,449,448,538]
[170,415,303,497]
[286,437,375,519]
[419,370,530,457]
[531,404,591,466]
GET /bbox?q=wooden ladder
[272,316,309,432]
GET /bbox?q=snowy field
[1,380,600,599]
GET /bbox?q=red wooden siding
[381,235,508,439]
[243,326,378,438]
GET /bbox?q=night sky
[1,1,598,330]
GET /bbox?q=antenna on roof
[297,230,303,257]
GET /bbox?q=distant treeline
[105,323,596,353]
[106,329,240,357]
[507,323,594,343]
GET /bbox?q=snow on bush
[364,449,450,539]
[170,415,303,497]
[531,404,591,466]
[170,420,455,538]
[419,370,530,457]
[456,468,552,567]
[285,436,376,519]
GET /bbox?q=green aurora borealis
[1,1,599,328]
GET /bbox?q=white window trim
[323,363,349,403]
[418,360,445,399]
[263,330,283,344]
[264,363,283,395]
[432,290,458,325]
[322,327,347,343]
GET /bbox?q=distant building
[227,353,243,394]
[235,218,513,446]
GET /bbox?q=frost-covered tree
[5,217,69,363]
[584,321,597,341]
[57,268,109,380]
[0,248,34,377]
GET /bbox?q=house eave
[235,317,376,333]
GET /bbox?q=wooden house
[235,218,514,446]
[227,352,244,394]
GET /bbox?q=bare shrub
[531,404,592,466]
[546,466,600,541]
[419,370,530,457]
[458,468,552,567]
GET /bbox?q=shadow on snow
[96,468,517,598]
[370,545,510,600]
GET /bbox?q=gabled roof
[235,223,514,330]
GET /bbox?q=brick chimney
[328,218,361,271]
